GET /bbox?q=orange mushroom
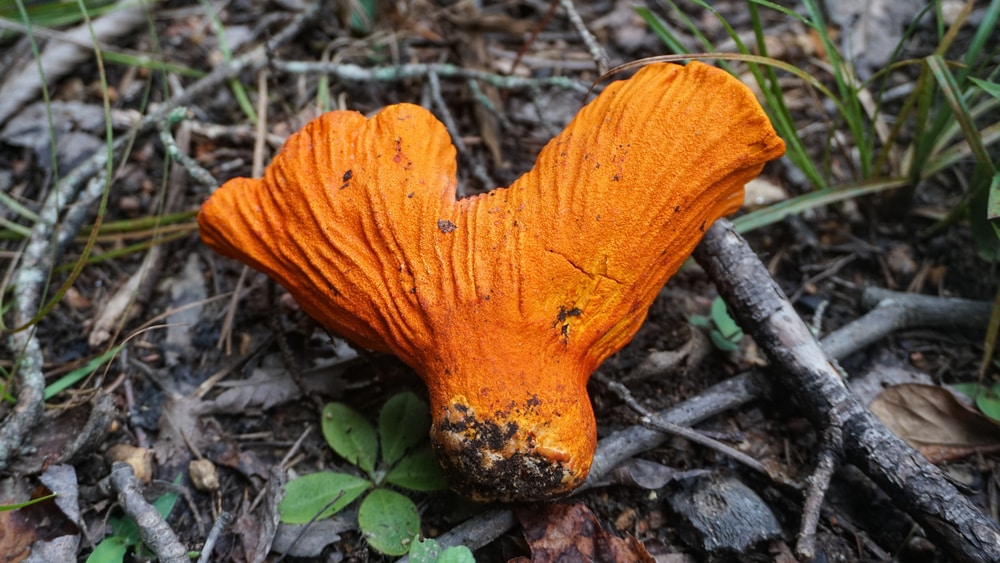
[198,62,785,501]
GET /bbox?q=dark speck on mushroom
[438,219,458,234]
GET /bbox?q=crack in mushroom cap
[198,62,786,501]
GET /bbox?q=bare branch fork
[692,219,1000,562]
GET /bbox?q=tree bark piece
[692,219,1000,562]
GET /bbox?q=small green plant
[279,391,449,556]
[690,296,744,353]
[954,381,1000,424]
[86,480,181,563]
[408,536,475,563]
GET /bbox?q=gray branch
[692,219,1000,562]
[109,462,188,563]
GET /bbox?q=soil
[1,1,998,562]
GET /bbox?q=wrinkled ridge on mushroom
[199,61,785,501]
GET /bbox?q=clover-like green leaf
[976,388,1000,424]
[379,392,431,467]
[358,488,421,556]
[322,402,378,475]
[408,536,475,562]
[386,445,447,491]
[710,296,743,341]
[278,472,371,524]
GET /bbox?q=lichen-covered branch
[109,462,188,563]
[692,219,1000,563]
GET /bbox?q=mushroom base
[430,397,594,502]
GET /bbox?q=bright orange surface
[199,62,785,499]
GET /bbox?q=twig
[217,265,249,354]
[426,70,495,194]
[588,372,767,481]
[821,286,990,360]
[270,61,591,94]
[693,219,1000,562]
[279,425,314,468]
[0,166,110,472]
[558,0,608,74]
[186,120,286,149]
[594,372,772,478]
[109,462,189,563]
[796,426,842,560]
[54,173,112,251]
[197,511,231,563]
[157,110,218,188]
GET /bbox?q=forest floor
[1,0,999,562]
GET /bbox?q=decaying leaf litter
[1,0,999,561]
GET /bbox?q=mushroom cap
[199,61,785,501]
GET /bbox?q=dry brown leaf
[0,483,78,563]
[516,502,654,563]
[88,246,159,348]
[204,366,343,414]
[742,177,787,210]
[869,383,1000,462]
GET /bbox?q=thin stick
[426,70,495,193]
[271,61,590,94]
[594,372,772,478]
[796,426,842,559]
[110,462,188,563]
[559,0,608,74]
[197,511,231,563]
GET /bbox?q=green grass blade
[970,77,1000,100]
[0,218,31,238]
[957,0,1000,84]
[923,120,1000,178]
[44,342,124,399]
[0,191,41,223]
[197,0,257,124]
[926,55,996,173]
[633,7,687,55]
[54,231,189,272]
[733,177,909,233]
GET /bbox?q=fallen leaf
[848,352,935,406]
[89,247,160,348]
[153,394,209,478]
[23,535,79,563]
[233,466,285,563]
[0,483,78,563]
[869,383,1000,462]
[204,366,344,413]
[37,465,80,527]
[271,518,357,558]
[824,0,926,78]
[608,458,703,491]
[516,502,654,563]
[742,177,787,209]
[9,394,116,475]
[158,253,207,365]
